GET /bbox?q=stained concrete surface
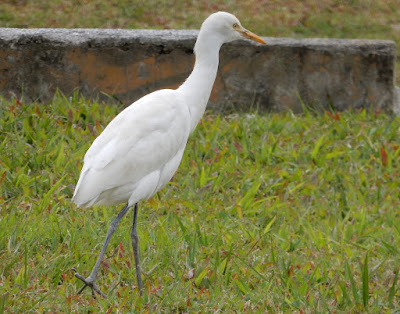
[0,28,397,113]
[394,86,400,115]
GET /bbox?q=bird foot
[70,268,106,298]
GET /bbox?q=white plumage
[71,11,265,297]
[73,89,190,208]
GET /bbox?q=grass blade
[238,179,261,210]
[23,243,28,289]
[388,269,399,306]
[311,134,326,162]
[345,260,360,304]
[263,216,276,234]
[195,266,209,286]
[0,293,7,314]
[362,252,369,308]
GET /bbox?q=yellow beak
[238,27,266,44]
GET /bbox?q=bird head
[201,12,266,45]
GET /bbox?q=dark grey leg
[71,202,131,297]
[130,203,144,294]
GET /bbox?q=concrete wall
[0,28,397,113]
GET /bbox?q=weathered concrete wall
[0,28,397,112]
[395,87,400,115]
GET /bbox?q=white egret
[71,11,265,297]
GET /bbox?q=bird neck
[178,32,223,133]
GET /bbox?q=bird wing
[72,89,191,207]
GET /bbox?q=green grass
[0,0,399,85]
[0,1,399,311]
[1,94,399,311]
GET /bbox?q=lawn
[0,0,400,312]
[0,94,399,311]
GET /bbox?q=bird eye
[233,23,239,29]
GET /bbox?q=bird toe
[70,268,106,298]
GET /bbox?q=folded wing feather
[72,89,191,208]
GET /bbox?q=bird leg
[130,203,144,294]
[71,202,131,298]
